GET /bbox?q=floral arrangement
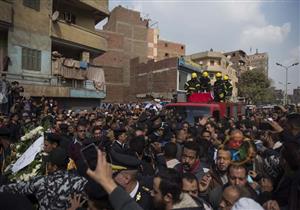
[5,126,45,182]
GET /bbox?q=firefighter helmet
[202,71,209,77]
[216,72,222,78]
[191,72,197,79]
[224,75,229,80]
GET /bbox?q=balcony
[79,0,109,14]
[67,0,109,23]
[0,0,13,27]
[51,20,107,54]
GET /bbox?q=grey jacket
[109,186,143,210]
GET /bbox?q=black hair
[129,136,145,156]
[183,141,200,157]
[286,113,300,130]
[155,168,182,204]
[281,141,300,171]
[92,126,102,133]
[164,142,177,159]
[182,172,198,183]
[228,164,248,177]
[201,129,211,136]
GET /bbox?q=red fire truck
[165,93,245,125]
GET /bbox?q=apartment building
[0,0,109,108]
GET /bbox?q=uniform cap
[110,149,141,171]
[224,75,229,80]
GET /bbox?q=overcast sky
[97,0,300,93]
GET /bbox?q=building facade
[0,0,108,108]
[95,5,185,102]
[186,50,239,100]
[130,57,201,102]
[224,50,249,78]
[291,87,300,104]
[247,50,269,76]
[156,40,185,61]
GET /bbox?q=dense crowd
[0,83,299,210]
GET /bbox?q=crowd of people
[184,71,233,102]
[0,86,299,210]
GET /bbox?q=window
[164,43,168,47]
[23,0,40,11]
[209,73,214,78]
[165,53,169,57]
[218,60,221,66]
[22,47,41,71]
[181,46,184,50]
[210,60,215,66]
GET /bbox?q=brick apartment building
[94,6,185,102]
[130,56,202,102]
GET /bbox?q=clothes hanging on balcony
[86,66,105,91]
[79,61,88,69]
[63,58,76,68]
[74,61,80,69]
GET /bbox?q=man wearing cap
[0,147,87,210]
[111,150,153,210]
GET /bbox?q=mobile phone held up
[80,143,98,170]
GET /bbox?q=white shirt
[129,181,139,198]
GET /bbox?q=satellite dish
[51,11,59,22]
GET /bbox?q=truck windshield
[166,106,210,125]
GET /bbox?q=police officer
[213,72,226,102]
[199,71,211,92]
[184,72,200,97]
[224,75,233,102]
[110,150,153,210]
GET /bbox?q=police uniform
[133,184,153,210]
[110,150,153,210]
[111,127,128,153]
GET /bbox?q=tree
[238,69,276,104]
